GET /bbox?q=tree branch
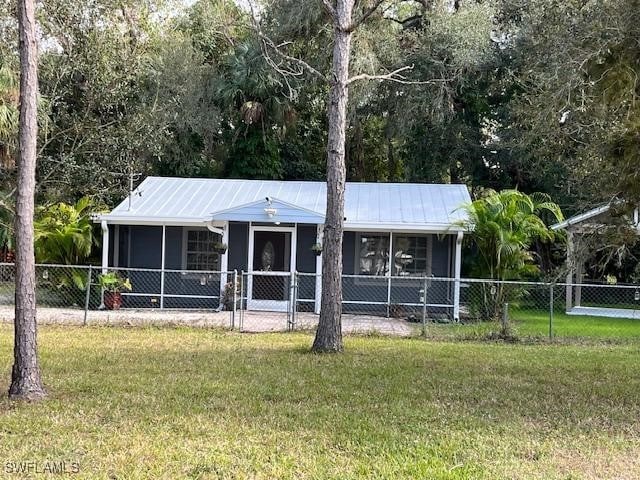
[257,31,327,83]
[320,0,337,19]
[349,0,386,31]
[347,64,446,85]
[247,0,327,98]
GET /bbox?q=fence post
[238,270,244,332]
[232,269,238,330]
[421,276,427,337]
[549,283,554,341]
[292,271,298,331]
[502,302,509,334]
[83,265,92,326]
[386,275,392,318]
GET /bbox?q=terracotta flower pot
[104,291,123,310]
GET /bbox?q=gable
[209,198,325,224]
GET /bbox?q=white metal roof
[551,204,612,231]
[98,176,471,232]
[551,202,640,232]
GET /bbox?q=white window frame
[182,227,222,272]
[391,234,433,277]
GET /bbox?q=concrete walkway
[0,306,419,337]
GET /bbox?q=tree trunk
[9,0,46,400]
[312,0,353,353]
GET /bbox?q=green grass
[513,309,640,339]
[426,309,640,342]
[1,325,639,479]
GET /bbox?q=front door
[248,229,293,311]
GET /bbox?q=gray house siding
[296,224,318,309]
[228,222,248,272]
[342,232,356,274]
[296,225,318,273]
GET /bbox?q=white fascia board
[93,214,225,227]
[95,215,466,233]
[343,223,466,234]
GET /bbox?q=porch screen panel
[357,234,390,276]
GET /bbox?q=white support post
[387,231,393,317]
[101,221,109,274]
[575,253,583,307]
[220,222,229,299]
[314,225,323,314]
[160,224,166,309]
[247,224,254,310]
[291,223,298,273]
[566,230,574,312]
[113,225,120,267]
[100,220,109,309]
[453,231,463,321]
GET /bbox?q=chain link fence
[1,262,639,342]
[0,263,237,328]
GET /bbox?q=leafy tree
[498,0,640,210]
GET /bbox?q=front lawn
[1,325,639,479]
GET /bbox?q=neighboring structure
[95,177,471,318]
[552,202,640,317]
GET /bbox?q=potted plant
[98,271,132,310]
[311,243,322,256]
[212,241,228,254]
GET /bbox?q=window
[392,235,432,276]
[357,234,390,276]
[184,229,220,271]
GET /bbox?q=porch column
[101,220,109,274]
[315,225,323,314]
[220,222,229,299]
[113,225,120,267]
[565,230,574,312]
[160,224,166,309]
[100,220,109,309]
[575,248,583,307]
[453,231,463,321]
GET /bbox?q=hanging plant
[213,241,228,254]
